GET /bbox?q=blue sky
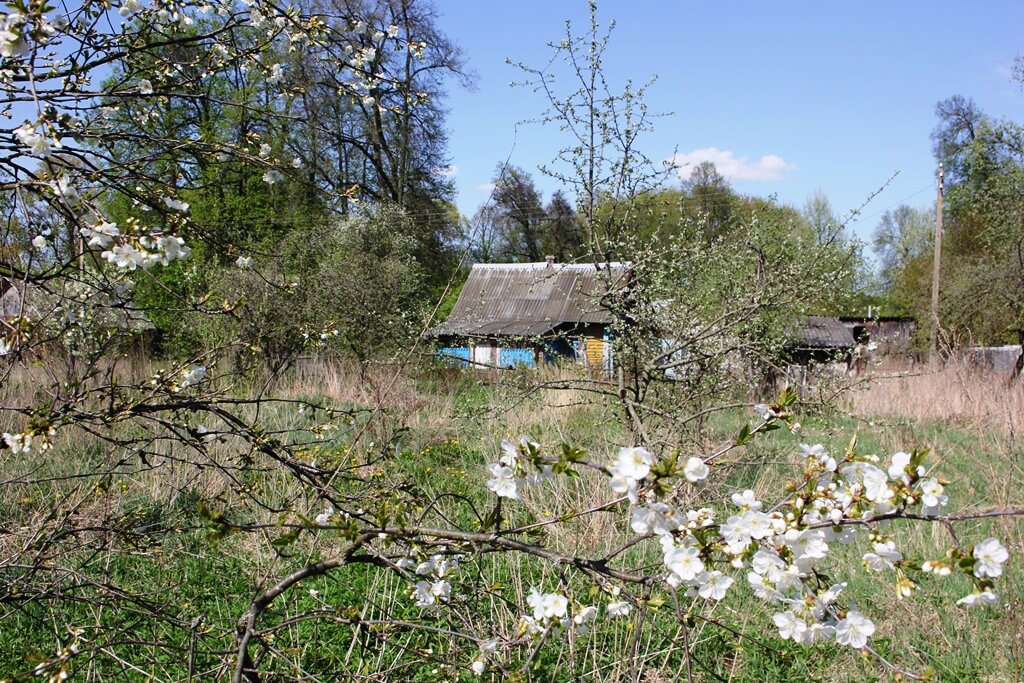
[435,1,1024,244]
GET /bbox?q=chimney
[545,255,555,267]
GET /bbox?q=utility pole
[929,163,944,367]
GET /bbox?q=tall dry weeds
[848,360,1024,435]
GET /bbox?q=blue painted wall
[438,347,471,367]
[499,347,536,369]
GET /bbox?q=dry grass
[847,360,1024,435]
[5,353,1023,680]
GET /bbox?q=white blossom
[801,443,836,471]
[956,589,1000,607]
[862,541,902,572]
[162,196,190,212]
[748,571,783,602]
[696,571,733,600]
[3,431,33,454]
[609,446,653,502]
[751,549,786,582]
[731,489,762,511]
[119,0,142,17]
[683,456,709,482]
[612,446,653,480]
[157,235,190,263]
[835,610,875,648]
[498,439,518,467]
[606,600,631,617]
[485,463,519,499]
[527,588,568,622]
[772,610,806,642]
[631,502,681,536]
[572,605,599,632]
[664,542,704,583]
[972,538,1009,578]
[102,243,145,270]
[887,451,912,481]
[413,579,450,609]
[51,176,80,203]
[179,364,206,388]
[803,622,837,645]
[918,478,947,516]
[14,121,57,156]
[314,506,334,526]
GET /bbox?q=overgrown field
[1,361,1021,682]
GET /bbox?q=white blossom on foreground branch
[460,416,1013,668]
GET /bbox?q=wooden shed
[430,260,630,371]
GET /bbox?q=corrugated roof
[792,316,855,349]
[431,262,630,338]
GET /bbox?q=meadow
[0,359,1021,682]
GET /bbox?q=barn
[430,259,630,371]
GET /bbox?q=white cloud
[668,147,795,182]
[434,164,459,178]
[475,182,496,192]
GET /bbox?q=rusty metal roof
[430,262,630,338]
[792,316,855,349]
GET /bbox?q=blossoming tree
[0,0,1019,681]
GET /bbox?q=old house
[430,260,630,370]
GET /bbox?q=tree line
[872,82,1024,350]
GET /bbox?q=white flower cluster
[603,439,1010,651]
[397,553,460,610]
[177,364,206,390]
[0,9,58,60]
[14,121,60,157]
[520,587,602,636]
[3,425,55,454]
[80,221,120,249]
[101,235,190,270]
[608,446,710,504]
[3,431,36,454]
[484,437,551,500]
[469,639,499,676]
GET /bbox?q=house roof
[431,261,630,338]
[791,316,855,349]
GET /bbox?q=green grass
[1,370,1021,681]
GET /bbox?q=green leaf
[646,593,666,609]
[735,423,752,446]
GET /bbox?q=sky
[433,1,1024,244]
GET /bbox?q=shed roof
[791,316,855,349]
[431,262,630,338]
